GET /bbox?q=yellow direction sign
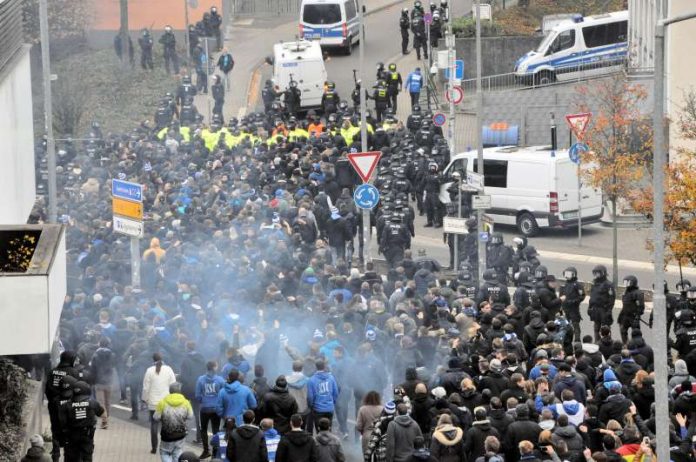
[112,197,143,220]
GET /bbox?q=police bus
[299,0,361,54]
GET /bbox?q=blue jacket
[216,380,258,423]
[319,339,343,366]
[406,71,423,93]
[307,371,339,413]
[264,428,281,462]
[195,373,226,410]
[221,357,251,380]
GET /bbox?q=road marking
[112,404,131,412]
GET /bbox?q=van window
[449,158,467,178]
[582,20,627,48]
[546,29,575,55]
[344,0,356,19]
[303,4,342,24]
[474,159,508,188]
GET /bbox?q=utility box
[0,225,66,355]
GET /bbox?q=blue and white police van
[514,10,628,85]
[299,0,360,54]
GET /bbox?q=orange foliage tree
[633,90,696,266]
[574,75,651,287]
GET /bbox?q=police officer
[188,24,200,58]
[674,280,694,332]
[262,80,282,114]
[138,29,154,70]
[407,104,423,133]
[209,6,223,51]
[673,307,696,360]
[386,63,403,111]
[559,266,585,341]
[411,0,425,18]
[46,351,84,462]
[588,264,615,341]
[486,232,513,284]
[379,213,411,268]
[176,75,197,107]
[370,80,390,123]
[322,82,340,115]
[399,8,411,54]
[154,99,173,130]
[477,268,510,307]
[63,380,104,461]
[618,275,644,344]
[411,14,428,60]
[430,9,442,48]
[422,162,442,228]
[211,75,225,120]
[415,119,434,149]
[513,272,536,311]
[285,80,302,117]
[511,236,528,275]
[456,270,478,300]
[534,267,562,319]
[351,80,363,110]
[180,96,199,125]
[461,217,478,273]
[675,287,696,332]
[159,25,179,75]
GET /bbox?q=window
[474,160,508,188]
[344,0,356,19]
[302,4,342,24]
[449,158,467,178]
[547,29,575,55]
[583,21,626,48]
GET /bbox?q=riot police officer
[411,14,428,60]
[138,29,154,70]
[179,96,199,125]
[513,272,536,311]
[154,99,174,130]
[322,82,340,115]
[461,217,478,273]
[430,9,442,48]
[351,80,363,110]
[386,63,403,111]
[511,236,528,275]
[399,8,411,54]
[456,269,479,300]
[46,351,84,462]
[535,267,562,319]
[674,280,694,332]
[673,308,696,360]
[262,80,282,114]
[411,0,425,18]
[379,214,411,268]
[63,380,104,461]
[559,266,585,341]
[415,119,434,149]
[209,6,223,51]
[188,24,200,58]
[422,162,442,228]
[285,80,302,117]
[477,268,510,307]
[618,275,644,344]
[588,264,615,341]
[211,75,225,119]
[159,25,179,75]
[407,104,424,133]
[176,75,197,106]
[370,80,390,122]
[486,232,513,284]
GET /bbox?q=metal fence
[460,58,629,95]
[0,0,24,73]
[228,0,302,16]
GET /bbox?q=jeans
[335,389,351,434]
[201,409,221,451]
[94,384,111,426]
[149,410,160,451]
[160,439,185,462]
[410,92,420,108]
[129,380,142,419]
[191,399,202,442]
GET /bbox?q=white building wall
[0,46,36,225]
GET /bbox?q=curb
[243,0,409,109]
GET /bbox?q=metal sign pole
[130,237,141,288]
[204,37,212,122]
[453,174,462,270]
[475,0,485,283]
[39,0,57,223]
[358,0,370,267]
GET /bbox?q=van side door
[544,28,578,79]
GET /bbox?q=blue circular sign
[354,184,380,210]
[432,112,446,127]
[568,142,589,165]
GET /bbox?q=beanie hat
[30,434,44,448]
[490,359,503,372]
[431,386,447,399]
[384,401,396,414]
[275,376,288,390]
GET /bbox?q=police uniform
[560,277,585,341]
[411,15,428,60]
[159,29,179,75]
[421,166,442,227]
[379,216,411,268]
[387,69,403,111]
[618,283,645,344]
[371,85,390,123]
[400,10,410,54]
[46,352,84,462]
[284,84,302,116]
[63,381,104,461]
[322,88,340,115]
[588,269,615,341]
[138,31,154,70]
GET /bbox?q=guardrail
[460,58,629,95]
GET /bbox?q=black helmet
[72,381,91,396]
[465,217,477,231]
[512,236,527,250]
[563,267,577,281]
[592,265,607,281]
[688,286,696,302]
[413,104,421,113]
[534,265,548,281]
[623,275,638,289]
[327,81,336,90]
[490,232,503,245]
[483,268,497,282]
[182,75,192,85]
[677,279,692,293]
[60,375,78,399]
[142,29,150,36]
[458,271,472,282]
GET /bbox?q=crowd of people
[20,3,696,462]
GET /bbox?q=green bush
[0,359,29,461]
[452,17,503,37]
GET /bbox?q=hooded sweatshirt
[196,372,226,410]
[286,372,309,413]
[276,430,319,462]
[265,428,281,462]
[554,400,586,427]
[227,424,268,462]
[386,415,424,462]
[316,430,346,462]
[431,424,465,462]
[154,393,194,442]
[21,447,52,462]
[217,380,258,424]
[670,360,696,390]
[307,371,339,413]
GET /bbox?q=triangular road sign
[565,112,592,139]
[347,151,382,183]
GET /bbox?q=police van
[299,0,360,54]
[514,10,628,85]
[439,146,604,236]
[272,40,328,110]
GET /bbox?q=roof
[273,40,323,62]
[453,146,572,164]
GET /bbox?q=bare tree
[52,73,90,136]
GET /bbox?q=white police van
[439,146,604,236]
[272,40,328,109]
[514,10,628,85]
[299,0,360,54]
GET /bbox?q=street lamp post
[475,0,485,283]
[652,11,696,462]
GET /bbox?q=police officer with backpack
[379,214,411,268]
[262,80,282,114]
[411,13,428,60]
[370,80,390,123]
[588,264,615,341]
[386,63,403,111]
[322,82,340,115]
[559,267,585,341]
[63,380,104,461]
[46,351,84,462]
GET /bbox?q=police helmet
[60,375,78,399]
[389,63,397,71]
[428,162,438,171]
[142,29,150,36]
[512,236,527,249]
[524,246,539,258]
[430,2,437,10]
[465,217,477,230]
[289,80,298,87]
[677,279,692,293]
[72,381,91,396]
[164,25,173,32]
[182,75,192,85]
[412,104,422,113]
[688,286,696,301]
[211,6,218,13]
[534,265,548,281]
[414,0,422,8]
[402,7,409,14]
[459,271,472,282]
[490,232,503,245]
[483,268,497,282]
[592,265,607,280]
[516,271,531,285]
[327,81,336,90]
[563,267,577,281]
[623,275,638,289]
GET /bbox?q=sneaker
[199,451,211,459]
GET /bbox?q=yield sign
[565,112,592,139]
[347,151,382,183]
